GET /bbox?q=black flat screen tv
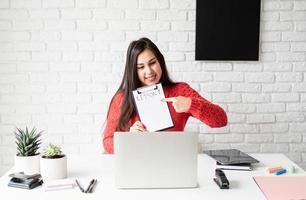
[196,0,261,61]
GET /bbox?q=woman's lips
[145,75,156,81]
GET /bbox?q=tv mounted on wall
[195,0,261,61]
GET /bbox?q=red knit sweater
[103,82,227,154]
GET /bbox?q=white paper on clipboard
[132,83,174,132]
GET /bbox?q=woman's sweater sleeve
[179,83,227,128]
[102,94,122,154]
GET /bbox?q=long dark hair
[107,37,175,131]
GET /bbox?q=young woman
[103,38,227,153]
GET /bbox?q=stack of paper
[132,83,173,131]
[44,179,75,191]
[216,162,252,171]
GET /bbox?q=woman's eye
[137,66,144,69]
[149,61,156,65]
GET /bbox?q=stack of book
[204,149,259,171]
[8,173,42,189]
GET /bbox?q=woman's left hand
[163,96,192,113]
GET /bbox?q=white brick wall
[0,0,306,176]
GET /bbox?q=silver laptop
[114,132,198,189]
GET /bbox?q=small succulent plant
[42,143,64,158]
[15,127,42,157]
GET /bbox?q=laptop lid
[114,132,198,189]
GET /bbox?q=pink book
[253,176,306,200]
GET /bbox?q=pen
[88,179,97,193]
[75,179,84,193]
[85,179,95,193]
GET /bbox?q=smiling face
[136,48,162,86]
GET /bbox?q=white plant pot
[14,154,40,175]
[40,155,67,182]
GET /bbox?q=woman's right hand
[129,121,147,132]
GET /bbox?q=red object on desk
[267,166,283,173]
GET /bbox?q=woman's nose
[144,65,153,74]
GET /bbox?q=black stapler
[213,169,229,189]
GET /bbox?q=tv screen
[196,0,261,61]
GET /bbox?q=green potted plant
[40,143,67,181]
[14,127,42,175]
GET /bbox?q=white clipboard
[132,83,174,132]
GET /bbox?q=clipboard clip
[136,85,158,94]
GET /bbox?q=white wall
[0,0,306,175]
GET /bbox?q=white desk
[0,154,305,200]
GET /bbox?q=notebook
[253,176,306,200]
[204,149,259,165]
[132,83,174,132]
[114,132,198,189]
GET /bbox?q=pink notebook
[253,176,306,200]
